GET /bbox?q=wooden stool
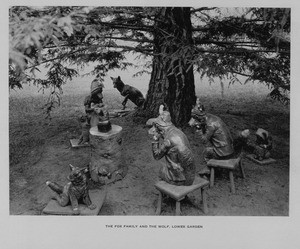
[154,177,209,216]
[207,157,245,194]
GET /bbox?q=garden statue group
[46,76,273,215]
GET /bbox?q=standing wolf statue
[111,76,145,109]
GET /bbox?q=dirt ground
[9,88,289,216]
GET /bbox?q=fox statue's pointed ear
[69,164,75,171]
[195,98,203,109]
[81,167,89,174]
[159,105,164,115]
[262,132,268,140]
[118,76,121,80]
[110,77,114,80]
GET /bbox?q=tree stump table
[89,124,125,183]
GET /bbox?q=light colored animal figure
[46,164,96,215]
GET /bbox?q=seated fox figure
[46,164,96,215]
[111,76,145,109]
[253,128,273,161]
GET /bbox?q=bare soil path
[9,100,289,216]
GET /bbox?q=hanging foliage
[9,6,290,122]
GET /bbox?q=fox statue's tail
[46,181,63,195]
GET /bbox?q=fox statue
[46,164,96,215]
[111,76,145,109]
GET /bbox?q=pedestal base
[110,108,134,118]
[70,139,90,148]
[42,188,106,215]
[246,154,276,165]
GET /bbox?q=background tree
[9,6,290,126]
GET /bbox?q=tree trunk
[143,7,196,127]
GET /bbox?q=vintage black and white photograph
[5,1,299,248]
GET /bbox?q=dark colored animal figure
[111,76,145,109]
[189,104,207,134]
[253,128,273,161]
[46,164,96,215]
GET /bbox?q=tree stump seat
[207,156,245,194]
[154,176,209,216]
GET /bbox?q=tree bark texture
[144,7,196,127]
[89,126,126,182]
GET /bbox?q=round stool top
[90,124,122,138]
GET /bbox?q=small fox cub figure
[46,164,96,215]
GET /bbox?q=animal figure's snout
[148,126,156,135]
[188,118,196,127]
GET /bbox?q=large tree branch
[44,36,153,49]
[193,38,261,46]
[195,46,289,55]
[191,27,212,32]
[192,18,276,33]
[27,43,155,70]
[97,44,154,55]
[190,7,217,14]
[98,35,153,44]
[89,20,154,32]
[26,47,91,69]
[228,69,290,90]
[229,70,252,78]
